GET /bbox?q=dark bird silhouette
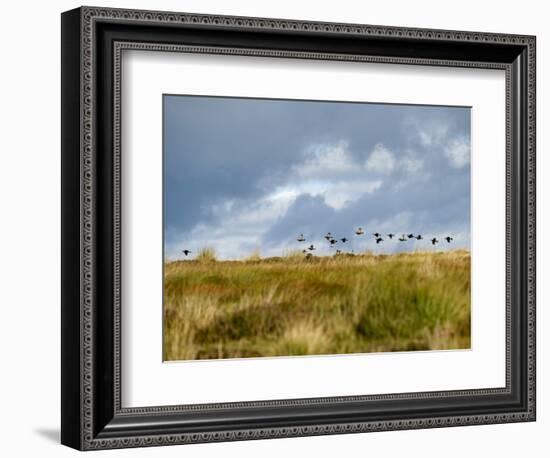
[340,237,348,243]
[398,234,407,242]
[329,239,338,246]
[302,249,308,254]
[431,238,439,245]
[407,233,415,239]
[297,233,306,242]
[416,235,423,240]
[355,227,364,235]
[324,232,333,241]
[181,250,192,256]
[308,244,316,251]
[375,237,383,244]
[387,233,395,239]
[336,249,342,254]
[373,232,381,238]
[445,236,454,243]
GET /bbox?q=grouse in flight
[182,250,192,256]
[375,237,384,244]
[297,233,306,242]
[340,237,348,243]
[445,236,454,243]
[387,233,395,239]
[355,227,365,235]
[431,238,439,245]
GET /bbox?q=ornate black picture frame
[61,6,536,450]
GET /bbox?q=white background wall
[0,0,546,456]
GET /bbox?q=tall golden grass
[163,250,471,361]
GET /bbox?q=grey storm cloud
[164,95,470,259]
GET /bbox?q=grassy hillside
[163,250,471,361]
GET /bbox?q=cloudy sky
[164,95,470,260]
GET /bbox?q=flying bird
[341,237,348,243]
[445,236,454,243]
[373,232,381,238]
[297,233,306,242]
[324,232,333,241]
[375,237,384,244]
[308,244,316,251]
[416,235,423,240]
[431,238,439,245]
[181,250,192,256]
[399,234,407,242]
[329,239,338,246]
[355,227,364,235]
[407,233,415,239]
[387,233,395,239]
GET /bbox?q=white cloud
[176,225,260,260]
[285,141,383,210]
[399,156,423,174]
[323,180,382,209]
[417,124,450,147]
[168,188,301,259]
[365,143,396,174]
[293,141,356,177]
[444,137,470,168]
[410,120,470,169]
[365,143,424,178]
[269,178,381,211]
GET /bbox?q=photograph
[163,95,472,361]
[57,4,537,452]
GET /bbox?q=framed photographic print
[61,6,536,450]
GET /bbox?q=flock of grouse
[180,227,454,258]
[296,227,454,256]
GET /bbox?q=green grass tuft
[195,247,218,263]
